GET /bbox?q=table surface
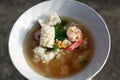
[0,0,120,80]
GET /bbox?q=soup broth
[24,16,94,78]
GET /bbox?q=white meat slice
[38,12,61,26]
[33,13,62,63]
[40,24,55,48]
[34,46,57,63]
[34,46,46,56]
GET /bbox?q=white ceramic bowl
[8,0,111,80]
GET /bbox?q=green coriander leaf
[80,60,88,64]
[53,46,59,52]
[54,19,67,41]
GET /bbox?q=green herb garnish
[53,46,59,52]
[80,60,88,64]
[54,19,67,41]
[41,46,53,51]
[41,46,59,52]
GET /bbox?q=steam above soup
[24,13,94,78]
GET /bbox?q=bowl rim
[8,0,111,80]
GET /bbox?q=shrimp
[66,26,83,52]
